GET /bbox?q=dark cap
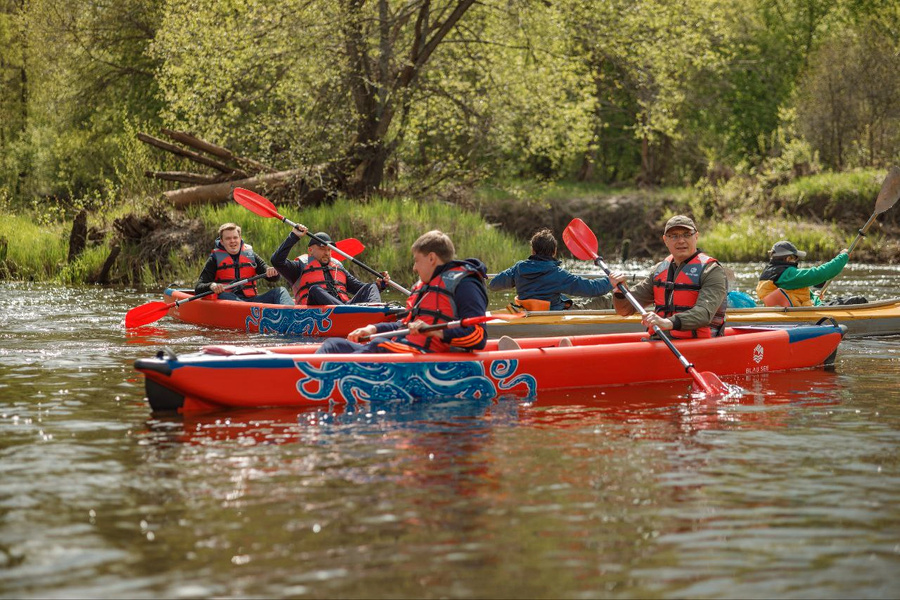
[769,240,807,259]
[308,232,333,248]
[664,215,697,234]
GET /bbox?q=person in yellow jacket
[756,240,855,307]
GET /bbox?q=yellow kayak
[489,297,900,338]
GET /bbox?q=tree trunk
[68,209,87,262]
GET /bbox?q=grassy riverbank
[0,196,529,288]
[1,168,896,286]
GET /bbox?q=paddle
[818,165,900,299]
[125,237,366,328]
[562,217,729,396]
[125,273,268,328]
[233,187,412,296]
[363,312,525,340]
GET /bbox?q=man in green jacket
[755,240,863,306]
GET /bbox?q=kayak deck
[490,298,900,338]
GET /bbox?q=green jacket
[761,253,849,306]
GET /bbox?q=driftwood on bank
[138,128,292,206]
[164,169,306,208]
[140,128,335,207]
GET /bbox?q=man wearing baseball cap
[756,240,850,307]
[270,224,388,306]
[612,215,727,338]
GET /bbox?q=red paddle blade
[233,187,281,219]
[296,239,365,263]
[124,301,172,328]
[690,370,733,396]
[334,237,365,258]
[562,218,600,260]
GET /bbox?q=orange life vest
[291,258,351,304]
[651,252,726,338]
[212,246,259,297]
[378,263,486,354]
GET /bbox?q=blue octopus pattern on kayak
[245,306,334,335]
[293,359,538,403]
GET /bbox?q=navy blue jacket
[489,255,613,310]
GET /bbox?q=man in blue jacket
[490,228,625,310]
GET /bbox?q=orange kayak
[135,324,846,412]
[162,288,402,337]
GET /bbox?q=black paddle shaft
[180,273,270,307]
[592,255,696,374]
[279,215,412,296]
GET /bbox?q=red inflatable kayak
[161,288,402,337]
[135,324,846,412]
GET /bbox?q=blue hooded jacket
[489,255,613,310]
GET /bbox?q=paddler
[270,225,389,306]
[490,228,626,311]
[613,215,727,337]
[195,222,292,305]
[756,240,866,306]
[316,230,489,354]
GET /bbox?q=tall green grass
[0,213,68,279]
[702,215,850,262]
[182,197,529,291]
[771,169,884,206]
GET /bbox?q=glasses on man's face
[665,232,695,241]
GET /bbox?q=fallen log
[165,169,306,208]
[137,133,248,177]
[145,170,229,185]
[160,128,276,175]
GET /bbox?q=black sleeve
[194,256,219,294]
[270,233,304,285]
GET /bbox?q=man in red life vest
[270,225,388,306]
[613,215,727,338]
[316,230,489,354]
[195,222,292,305]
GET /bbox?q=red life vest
[212,246,259,297]
[291,258,351,305]
[378,263,486,354]
[651,252,726,338]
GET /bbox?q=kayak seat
[762,289,794,307]
[507,296,551,313]
[557,337,573,347]
[497,336,522,351]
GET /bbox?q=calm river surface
[2,263,900,598]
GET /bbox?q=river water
[2,264,900,598]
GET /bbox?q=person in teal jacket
[490,228,625,310]
[756,240,865,306]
